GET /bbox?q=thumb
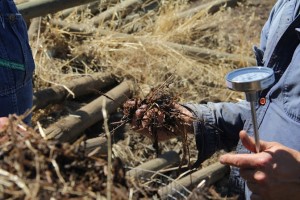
[0,117,9,132]
[239,130,269,153]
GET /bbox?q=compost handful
[122,83,194,155]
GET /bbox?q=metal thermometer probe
[225,67,275,153]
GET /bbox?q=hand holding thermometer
[225,67,275,153]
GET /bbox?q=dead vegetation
[0,0,276,199]
[0,115,128,199]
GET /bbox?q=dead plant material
[0,115,128,199]
[121,77,194,166]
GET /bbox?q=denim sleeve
[184,101,250,167]
[252,0,282,66]
[260,0,283,51]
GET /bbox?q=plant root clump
[122,80,193,156]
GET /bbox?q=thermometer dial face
[226,67,275,92]
[231,71,271,82]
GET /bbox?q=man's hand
[220,131,300,200]
[0,117,9,143]
[0,117,9,132]
[128,101,194,141]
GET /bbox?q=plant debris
[0,115,128,199]
[121,77,196,175]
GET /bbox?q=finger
[239,130,256,152]
[240,168,267,184]
[219,153,262,168]
[0,117,9,132]
[239,130,270,153]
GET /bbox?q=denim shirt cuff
[183,103,220,167]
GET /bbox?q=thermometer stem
[250,101,260,153]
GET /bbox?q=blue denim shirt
[185,0,300,199]
[0,0,35,123]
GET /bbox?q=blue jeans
[0,0,35,124]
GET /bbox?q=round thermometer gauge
[226,67,275,92]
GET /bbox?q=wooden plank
[33,74,118,110]
[177,0,240,19]
[127,151,180,179]
[44,81,133,143]
[164,41,256,65]
[82,137,108,156]
[92,0,148,26]
[17,0,98,20]
[158,162,230,199]
[58,1,99,19]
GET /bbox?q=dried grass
[31,0,270,104]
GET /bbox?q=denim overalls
[0,0,35,123]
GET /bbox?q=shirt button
[259,97,266,105]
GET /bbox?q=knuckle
[253,170,273,189]
[256,155,272,168]
[254,172,268,185]
[234,159,243,167]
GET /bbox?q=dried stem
[102,98,112,200]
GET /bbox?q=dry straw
[31,0,262,103]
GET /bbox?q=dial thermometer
[226,67,275,153]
